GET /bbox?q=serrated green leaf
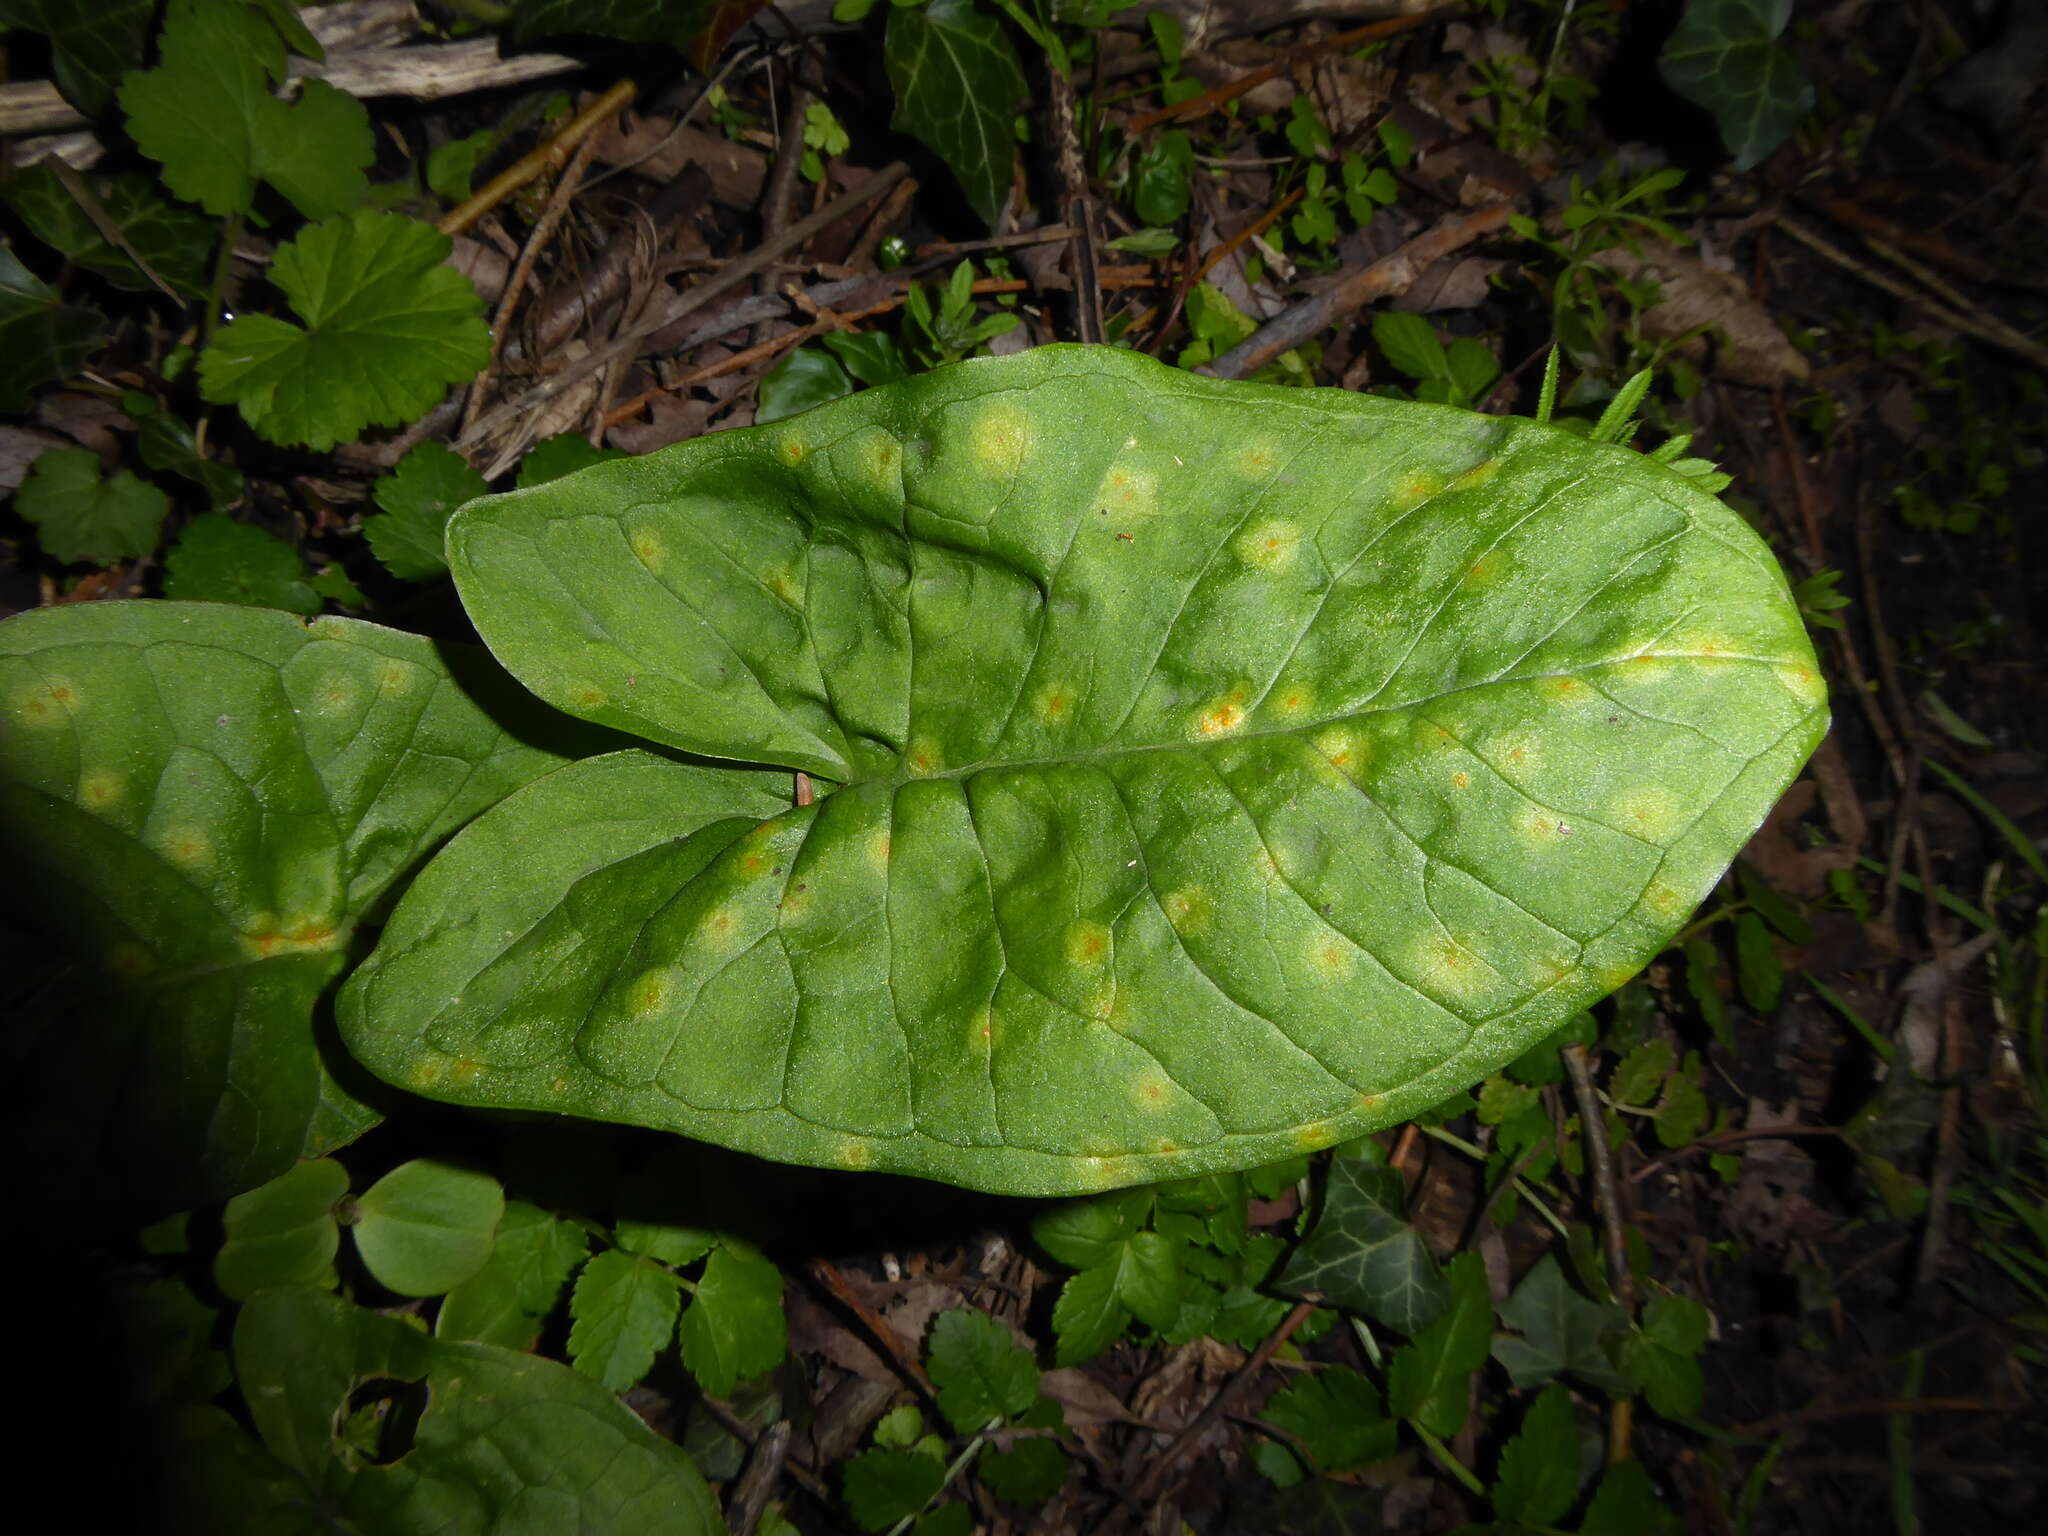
[163,515,320,613]
[1620,1332,1703,1420]
[1581,1460,1682,1536]
[1641,1293,1710,1356]
[759,347,857,424]
[677,1242,787,1397]
[570,1249,683,1392]
[1387,1251,1490,1436]
[1659,0,1814,171]
[1373,311,1449,383]
[1608,1038,1673,1107]
[885,0,1027,225]
[1051,1261,1128,1366]
[0,602,588,1221]
[199,210,490,450]
[1683,933,1731,1050]
[120,0,372,220]
[519,432,629,489]
[1114,1230,1184,1331]
[1490,1253,1630,1394]
[1733,909,1782,1011]
[615,1215,720,1268]
[843,1447,946,1532]
[1275,1159,1449,1334]
[1491,1383,1581,1526]
[0,0,151,117]
[14,445,168,565]
[1032,1189,1150,1270]
[233,1286,724,1531]
[339,345,1827,1198]
[0,247,105,413]
[351,1158,505,1297]
[437,1199,590,1347]
[926,1308,1039,1432]
[1653,1070,1709,1148]
[214,1156,349,1301]
[1259,1367,1396,1475]
[979,1435,1069,1503]
[3,166,214,295]
[366,442,488,581]
[911,1506,972,1536]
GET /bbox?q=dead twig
[1563,1042,1634,1463]
[1202,202,1513,381]
[439,79,638,238]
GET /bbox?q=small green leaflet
[676,1242,787,1397]
[163,515,319,613]
[1659,0,1814,171]
[120,0,372,220]
[200,210,491,450]
[1257,1367,1396,1485]
[1387,1251,1491,1437]
[350,1158,506,1297]
[925,1309,1038,1433]
[367,442,488,581]
[14,445,168,565]
[3,166,214,296]
[1050,1262,1127,1366]
[759,346,858,424]
[569,1249,683,1392]
[437,1200,590,1349]
[213,1157,349,1301]
[0,247,104,413]
[979,1436,1068,1504]
[1274,1157,1449,1334]
[884,0,1027,226]
[1490,1383,1582,1526]
[843,1447,946,1533]
[0,0,152,117]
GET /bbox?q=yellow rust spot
[1596,963,1640,994]
[1294,1119,1341,1152]
[1192,687,1250,739]
[1540,675,1587,700]
[156,828,212,868]
[856,432,901,489]
[447,1058,485,1088]
[1154,1139,1180,1155]
[764,567,802,606]
[1615,785,1684,840]
[1357,1092,1382,1113]
[107,942,154,979]
[1450,771,1471,789]
[551,1076,570,1094]
[377,661,416,695]
[866,829,893,871]
[1313,726,1363,774]
[905,739,941,776]
[572,686,607,711]
[1515,808,1565,844]
[1451,457,1501,492]
[1416,935,1483,999]
[971,404,1031,471]
[14,680,79,725]
[1273,685,1312,717]
[970,1004,996,1049]
[1306,936,1354,979]
[1463,553,1505,587]
[1621,651,1671,680]
[1775,662,1825,704]
[629,527,666,572]
[625,968,675,1017]
[779,434,807,465]
[1134,1074,1174,1110]
[411,1058,447,1088]
[78,773,120,810]
[1093,461,1157,520]
[837,1140,872,1170]
[312,678,356,714]
[1390,470,1441,511]
[778,881,812,920]
[1163,886,1212,934]
[1234,441,1280,476]
[697,904,744,949]
[1065,919,1112,968]
[1034,685,1076,723]
[242,918,342,959]
[1644,880,1686,915]
[1233,519,1300,571]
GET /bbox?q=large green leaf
[0,602,590,1222]
[340,345,1826,1197]
[219,1286,725,1533]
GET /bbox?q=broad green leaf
[1490,1253,1630,1394]
[14,445,168,565]
[342,345,1827,1198]
[1491,1383,1581,1526]
[0,0,151,117]
[350,1158,505,1296]
[1050,1261,1128,1366]
[437,1199,590,1348]
[120,0,372,220]
[677,1242,787,1397]
[570,1249,683,1391]
[232,1286,725,1532]
[926,1308,1038,1432]
[366,442,489,582]
[199,210,490,450]
[1259,1367,1397,1476]
[1274,1158,1449,1334]
[163,515,320,614]
[519,432,629,489]
[214,1156,349,1301]
[1659,0,1814,171]
[0,602,588,1221]
[759,347,857,424]
[1387,1251,1491,1436]
[884,0,1028,225]
[3,166,214,295]
[843,1447,946,1532]
[0,246,104,413]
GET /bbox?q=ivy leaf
[677,1242,787,1397]
[884,0,1027,225]
[0,0,151,117]
[163,515,320,614]
[519,432,629,489]
[3,166,215,296]
[0,603,589,1222]
[350,1158,506,1297]
[212,1157,349,1301]
[0,247,105,413]
[926,1309,1039,1433]
[366,442,488,581]
[1274,1158,1449,1334]
[200,210,490,450]
[1491,1383,1582,1526]
[1050,1262,1128,1366]
[843,1448,946,1533]
[14,445,168,565]
[569,1249,683,1392]
[339,346,1828,1198]
[1659,0,1814,171]
[230,1287,725,1531]
[1491,1253,1630,1394]
[1387,1252,1492,1437]
[119,0,372,220]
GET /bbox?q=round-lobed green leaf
[340,345,1827,1197]
[350,1158,505,1297]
